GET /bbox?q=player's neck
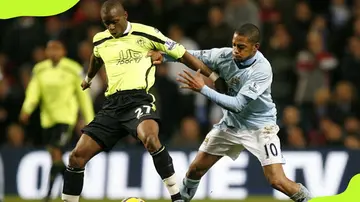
[235,51,258,68]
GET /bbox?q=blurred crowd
[1,0,360,151]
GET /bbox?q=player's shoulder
[254,51,271,69]
[61,57,83,75]
[93,29,112,46]
[251,51,272,76]
[33,59,51,74]
[131,22,160,35]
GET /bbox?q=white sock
[290,183,312,202]
[163,173,180,195]
[61,194,80,202]
[183,177,200,188]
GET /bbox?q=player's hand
[177,69,205,92]
[81,79,91,90]
[19,112,30,125]
[147,50,163,65]
[214,77,228,94]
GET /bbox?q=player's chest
[98,39,148,65]
[221,64,250,95]
[38,69,74,88]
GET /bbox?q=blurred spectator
[323,123,344,147]
[196,5,233,49]
[77,41,105,101]
[328,81,360,125]
[154,63,181,143]
[310,15,330,50]
[266,24,296,111]
[306,88,331,131]
[170,116,202,148]
[4,123,25,148]
[329,0,351,30]
[291,1,313,51]
[294,31,337,106]
[341,36,360,96]
[278,106,303,146]
[1,17,46,66]
[286,126,307,149]
[224,0,260,29]
[169,0,209,39]
[258,0,282,48]
[344,135,360,149]
[344,116,360,136]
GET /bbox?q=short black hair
[101,0,125,14]
[235,23,261,44]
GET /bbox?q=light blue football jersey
[164,48,277,130]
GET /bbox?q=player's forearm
[87,54,103,79]
[79,94,95,124]
[178,51,213,78]
[200,86,249,113]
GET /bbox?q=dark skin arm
[178,52,213,77]
[149,50,228,94]
[81,53,104,90]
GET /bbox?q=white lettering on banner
[107,152,140,199]
[161,152,189,199]
[14,150,350,200]
[208,152,249,199]
[189,151,207,200]
[82,152,106,199]
[17,151,51,199]
[274,151,349,200]
[142,153,162,199]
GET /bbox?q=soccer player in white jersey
[149,23,312,202]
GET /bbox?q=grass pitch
[5,196,292,202]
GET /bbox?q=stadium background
[0,0,360,201]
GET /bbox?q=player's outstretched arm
[19,68,41,124]
[81,54,104,90]
[177,69,248,113]
[148,49,228,93]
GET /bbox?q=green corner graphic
[309,174,360,202]
[0,0,79,19]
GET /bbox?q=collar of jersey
[111,21,131,38]
[234,51,258,69]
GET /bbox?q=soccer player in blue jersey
[149,23,312,202]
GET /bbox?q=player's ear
[254,43,260,50]
[124,11,128,20]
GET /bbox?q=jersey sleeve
[163,48,226,72]
[145,27,186,59]
[238,64,273,100]
[21,66,41,115]
[92,33,102,58]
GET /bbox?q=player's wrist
[84,75,93,83]
[208,72,219,82]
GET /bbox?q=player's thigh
[263,163,287,184]
[122,103,161,144]
[199,127,245,161]
[81,109,127,152]
[240,125,285,167]
[43,124,72,161]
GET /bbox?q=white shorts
[199,124,286,166]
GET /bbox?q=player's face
[101,8,128,37]
[45,41,65,62]
[232,33,259,62]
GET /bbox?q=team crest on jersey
[165,39,176,50]
[117,49,142,65]
[229,76,240,86]
[249,82,260,93]
[136,38,146,47]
